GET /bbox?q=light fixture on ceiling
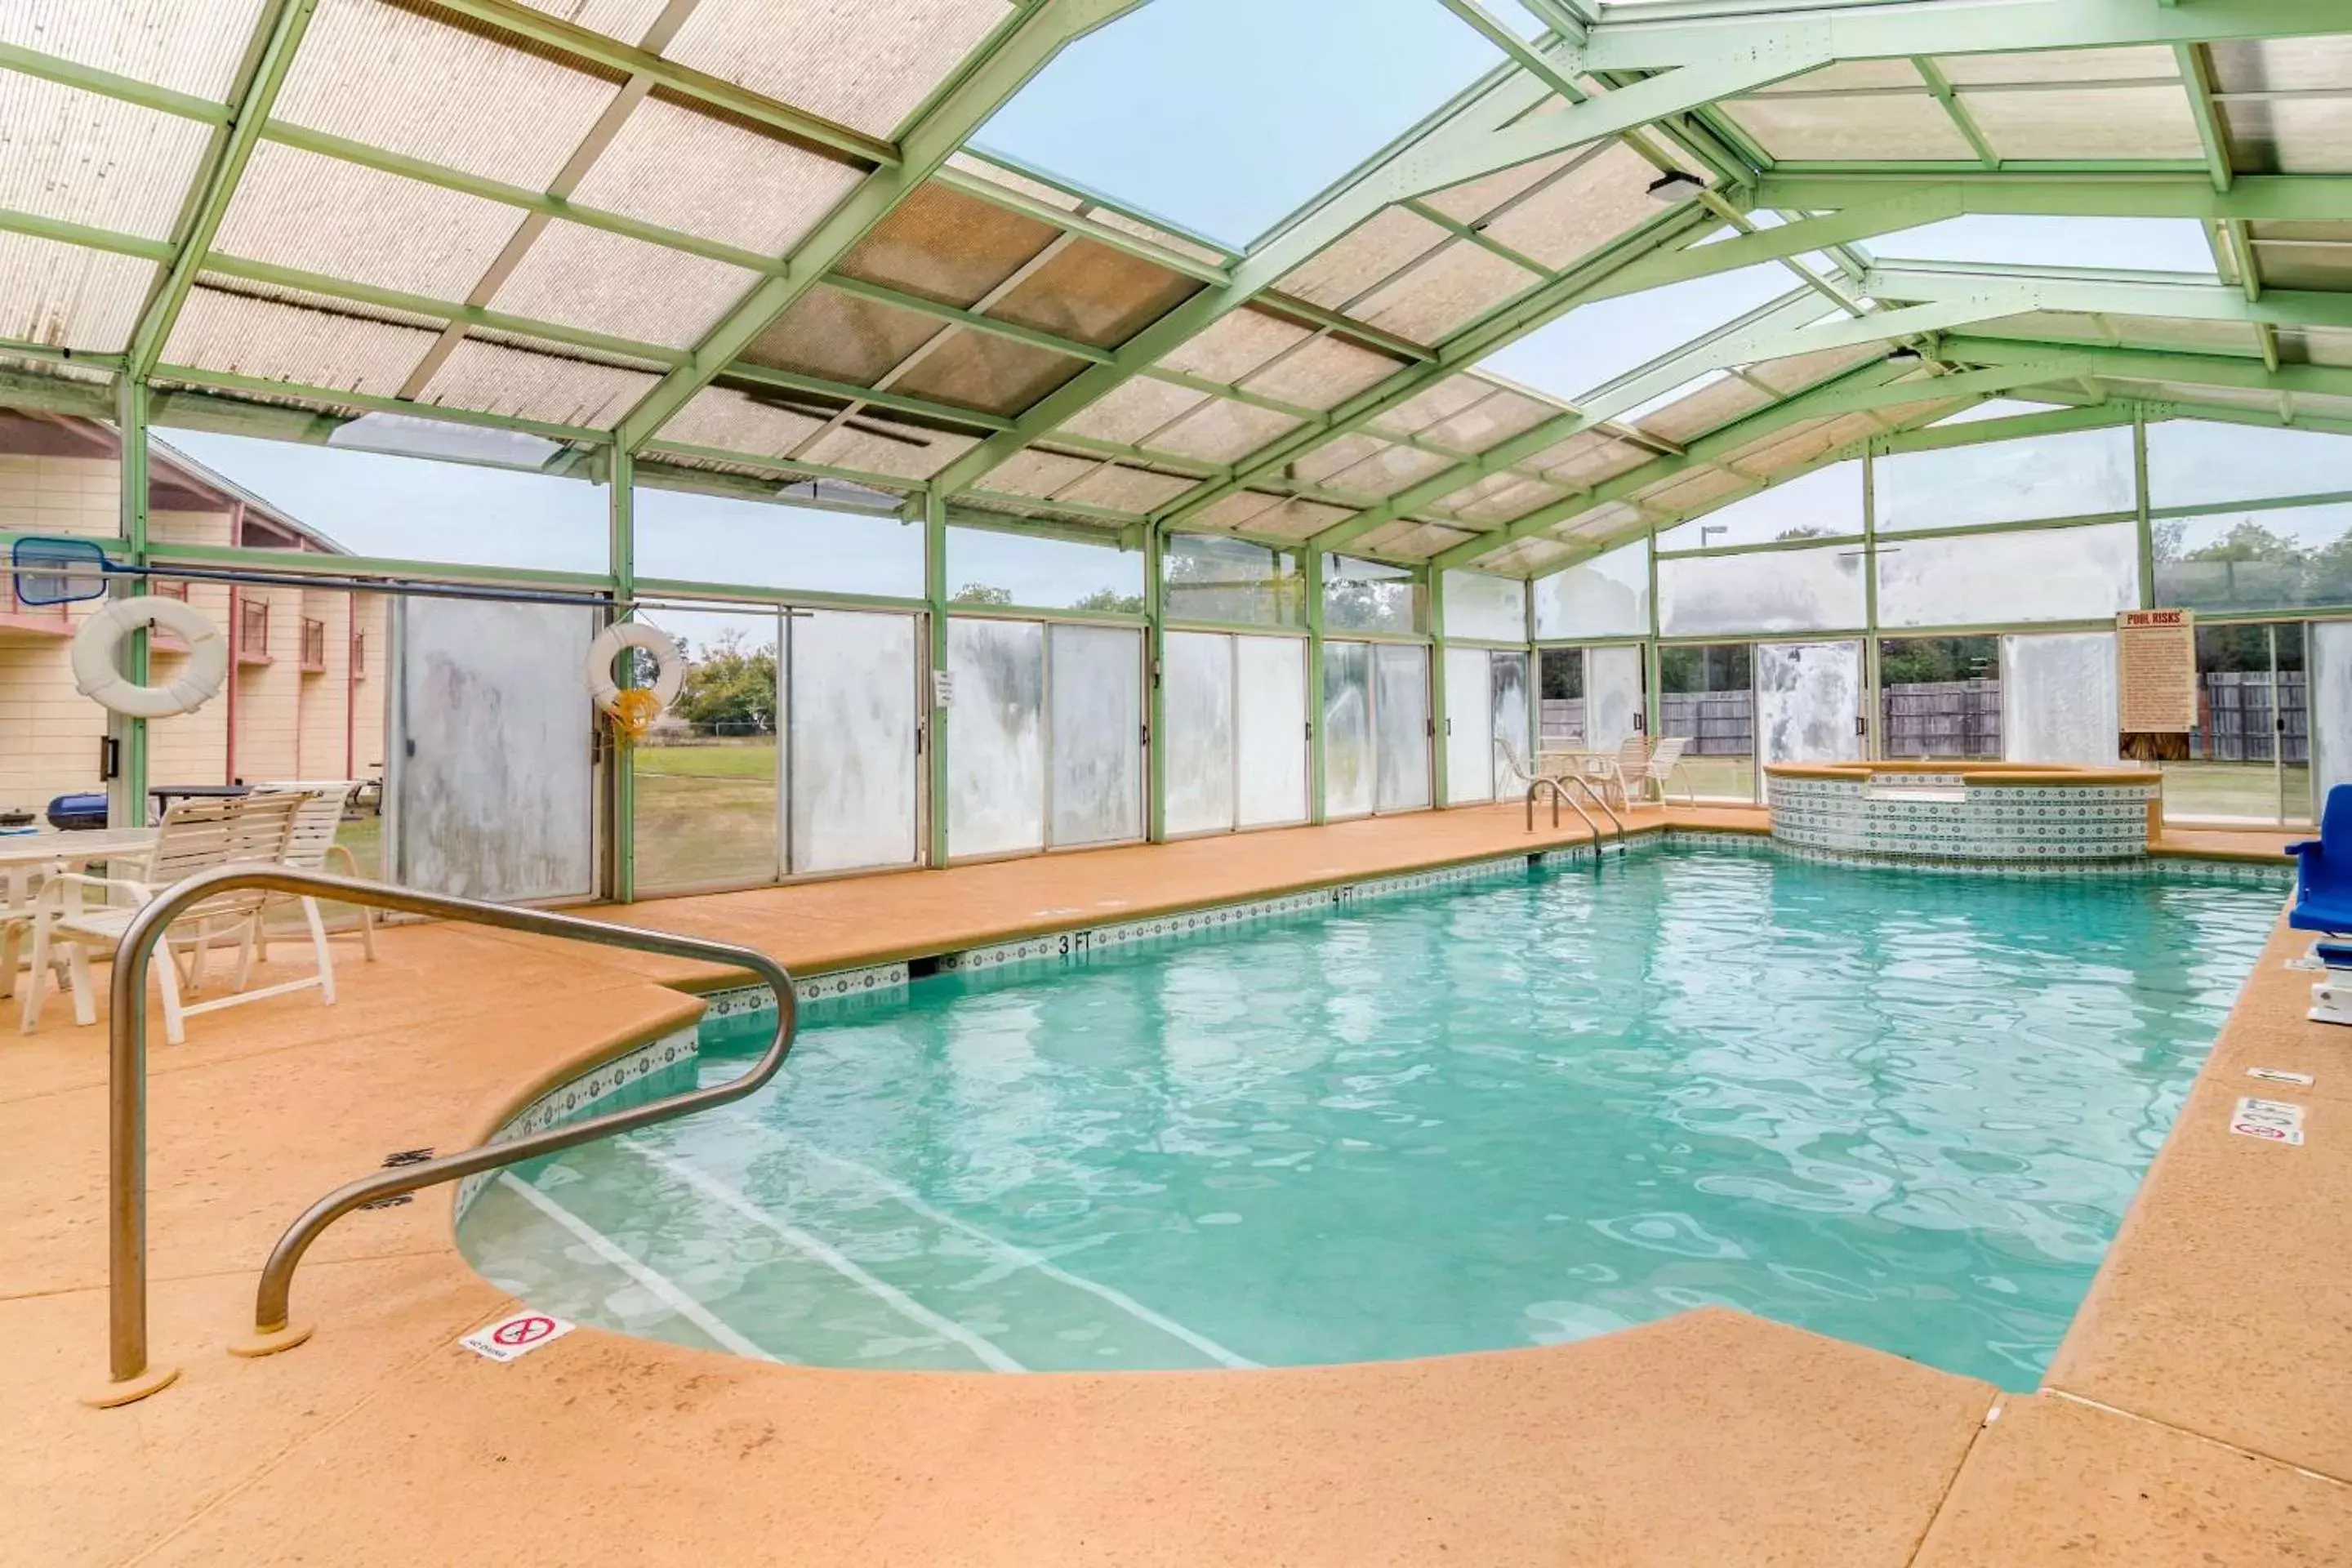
[1886,346,1923,363]
[1645,171,1704,207]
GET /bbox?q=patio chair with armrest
[250,780,376,963]
[2287,783,2352,1023]
[1645,737,1693,805]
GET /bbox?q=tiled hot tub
[1764,761,2164,867]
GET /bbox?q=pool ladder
[86,865,800,1408]
[1527,774,1628,854]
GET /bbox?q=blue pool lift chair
[2285,784,2352,1022]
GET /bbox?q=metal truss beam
[1863,264,2352,333]
[1751,172,2352,224]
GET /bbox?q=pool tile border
[456,1024,699,1218]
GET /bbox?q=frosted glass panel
[1445,647,1495,804]
[1323,640,1374,817]
[1877,425,2135,532]
[2001,632,2119,766]
[1047,624,1143,846]
[947,617,1045,857]
[1587,644,1646,751]
[1655,462,1861,550]
[1535,537,1648,639]
[1165,533,1303,626]
[1236,635,1309,827]
[2312,622,2352,803]
[787,609,918,875]
[1441,571,1527,642]
[1756,641,1862,764]
[1325,555,1419,634]
[1492,651,1530,794]
[1658,544,1864,636]
[1374,643,1432,812]
[1876,521,2138,629]
[2146,420,2352,509]
[1163,630,1236,835]
[395,599,595,902]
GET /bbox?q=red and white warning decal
[461,1310,576,1362]
[2229,1096,2305,1147]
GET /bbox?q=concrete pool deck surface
[3,805,2344,1565]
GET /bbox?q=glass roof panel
[1340,239,1544,346]
[835,182,1061,310]
[163,283,441,395]
[416,335,663,429]
[666,0,1013,141]
[0,69,215,240]
[983,238,1201,348]
[1,1,273,100]
[1480,263,1794,402]
[275,0,627,190]
[0,232,157,354]
[973,0,1503,247]
[942,153,1236,266]
[213,140,526,302]
[1273,207,1453,316]
[565,93,867,257]
[1722,92,1978,162]
[489,219,758,349]
[1860,215,2219,274]
[1958,84,2206,162]
[1655,461,1858,550]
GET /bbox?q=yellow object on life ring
[69,595,229,718]
[585,620,685,716]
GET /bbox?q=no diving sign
[2230,1097,2306,1147]
[461,1310,576,1363]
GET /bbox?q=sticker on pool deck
[2248,1067,2318,1087]
[461,1311,575,1362]
[2230,1097,2307,1147]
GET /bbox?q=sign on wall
[2117,608,2198,733]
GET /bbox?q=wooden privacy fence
[1881,679,2001,759]
[2194,670,2308,763]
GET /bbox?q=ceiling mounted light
[1645,171,1704,207]
[1886,346,1923,363]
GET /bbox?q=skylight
[974,0,1507,248]
[1858,215,2220,276]
[1476,263,1802,402]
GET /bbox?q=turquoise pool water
[459,844,2282,1388]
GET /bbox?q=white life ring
[585,621,685,715]
[70,595,229,718]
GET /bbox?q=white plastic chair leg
[234,918,259,993]
[185,927,212,995]
[303,898,337,1006]
[0,921,18,1001]
[154,947,186,1047]
[65,943,97,1028]
[17,920,50,1033]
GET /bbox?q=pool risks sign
[461,1310,576,1362]
[2229,1096,2305,1147]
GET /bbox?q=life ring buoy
[70,595,229,718]
[585,621,685,715]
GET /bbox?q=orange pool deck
[5,804,2346,1566]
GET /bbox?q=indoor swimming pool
[460,843,2284,1389]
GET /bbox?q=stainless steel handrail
[1555,773,1628,852]
[93,864,797,1405]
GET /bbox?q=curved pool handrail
[94,864,797,1405]
[1553,773,1627,851]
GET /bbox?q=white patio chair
[250,780,376,963]
[1600,734,1654,810]
[1645,737,1693,804]
[18,792,310,1045]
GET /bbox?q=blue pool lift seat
[2287,785,2352,952]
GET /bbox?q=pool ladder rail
[1526,774,1628,853]
[84,863,800,1409]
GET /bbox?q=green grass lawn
[634,739,781,889]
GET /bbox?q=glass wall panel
[1539,647,1584,750]
[635,483,921,597]
[1325,555,1419,634]
[1879,636,2000,760]
[1164,532,1303,626]
[1659,643,1753,800]
[1588,644,1647,753]
[1046,622,1143,847]
[1374,642,1432,812]
[2153,500,2352,612]
[947,526,1144,612]
[2163,622,2310,826]
[1164,631,1237,836]
[1658,543,1864,637]
[1322,639,1375,817]
[1441,570,1527,642]
[1535,537,1649,640]
[159,427,608,572]
[1875,425,2134,532]
[394,598,596,901]
[1444,646,1496,804]
[1491,650,1530,798]
[2146,421,2352,510]
[1235,635,1310,828]
[2000,631,2119,766]
[634,606,780,891]
[1875,521,2139,629]
[946,617,1045,858]
[1757,641,1863,764]
[788,609,920,874]
[2311,621,2352,807]
[1655,462,1861,550]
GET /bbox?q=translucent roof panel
[664,0,1014,141]
[0,1,273,100]
[564,93,867,257]
[984,237,1203,349]
[163,283,443,397]
[1655,461,1860,551]
[1722,91,1978,162]
[488,220,760,350]
[888,328,1088,416]
[835,183,1062,310]
[1858,216,2219,275]
[2210,36,2352,172]
[416,336,663,430]
[0,232,158,354]
[1342,239,1546,346]
[1478,264,1796,403]
[0,70,216,240]
[212,141,526,302]
[973,0,1503,246]
[2243,224,2352,292]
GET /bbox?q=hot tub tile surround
[1768,765,2160,864]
